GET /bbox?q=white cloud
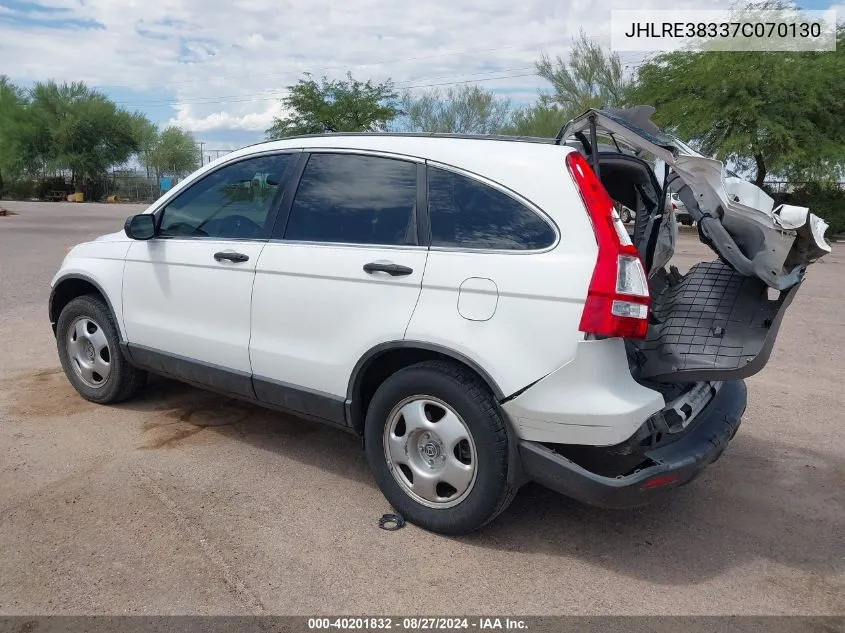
[169,102,285,132]
[1,0,809,142]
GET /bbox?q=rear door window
[427,166,556,250]
[284,153,418,246]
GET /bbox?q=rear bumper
[519,379,747,509]
[502,338,666,446]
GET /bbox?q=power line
[115,59,651,110]
[116,66,536,106]
[105,39,570,90]
[116,67,540,108]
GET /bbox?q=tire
[364,360,517,534]
[620,208,632,223]
[56,294,146,404]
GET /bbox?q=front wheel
[364,361,516,534]
[620,208,632,223]
[56,294,146,404]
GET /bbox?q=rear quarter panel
[405,149,598,397]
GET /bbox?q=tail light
[566,151,650,339]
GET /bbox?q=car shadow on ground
[115,374,845,589]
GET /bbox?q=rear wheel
[364,361,516,534]
[619,208,632,223]
[56,294,146,404]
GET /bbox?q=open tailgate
[561,107,832,383]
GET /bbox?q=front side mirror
[124,214,156,240]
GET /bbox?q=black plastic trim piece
[346,340,506,404]
[415,162,430,247]
[121,343,351,430]
[253,375,347,427]
[269,152,309,240]
[213,251,250,263]
[246,132,558,146]
[362,262,413,276]
[259,153,304,240]
[127,343,256,400]
[520,379,747,509]
[588,114,600,178]
[573,131,591,155]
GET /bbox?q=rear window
[427,167,556,250]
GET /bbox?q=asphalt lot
[0,201,843,615]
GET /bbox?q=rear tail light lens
[566,151,651,340]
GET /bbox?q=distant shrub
[1,179,37,200]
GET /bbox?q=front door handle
[214,251,249,263]
[363,262,413,277]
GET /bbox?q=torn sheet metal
[561,108,831,290]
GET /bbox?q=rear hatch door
[561,107,831,383]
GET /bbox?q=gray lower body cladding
[636,260,800,383]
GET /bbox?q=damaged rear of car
[518,107,830,507]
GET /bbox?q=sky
[1,0,841,157]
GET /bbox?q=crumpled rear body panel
[562,107,831,291]
[562,106,831,384]
[638,261,799,382]
[672,155,831,290]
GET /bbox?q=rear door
[249,151,428,421]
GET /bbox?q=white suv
[50,108,830,534]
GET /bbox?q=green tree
[396,84,512,134]
[536,30,632,119]
[29,80,139,190]
[0,77,30,191]
[266,72,400,139]
[146,126,198,178]
[129,112,160,177]
[502,103,564,137]
[632,28,845,185]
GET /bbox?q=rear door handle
[214,251,249,263]
[363,262,413,276]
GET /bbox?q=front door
[122,152,299,396]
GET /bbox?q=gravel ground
[0,201,843,616]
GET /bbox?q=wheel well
[349,346,501,435]
[50,278,106,332]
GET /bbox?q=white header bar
[611,9,837,52]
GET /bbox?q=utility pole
[198,141,205,167]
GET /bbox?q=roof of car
[246,132,558,146]
[221,133,574,183]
